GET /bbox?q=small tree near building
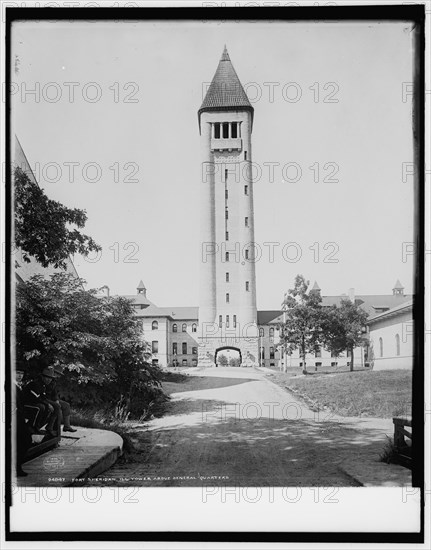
[218,353,228,366]
[323,299,369,372]
[281,275,325,374]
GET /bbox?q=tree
[218,353,228,366]
[322,299,369,372]
[16,272,162,416]
[14,166,101,268]
[281,275,325,374]
[229,356,240,367]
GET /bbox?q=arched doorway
[215,346,242,367]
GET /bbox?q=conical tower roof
[198,46,254,130]
[393,279,404,290]
[137,280,146,290]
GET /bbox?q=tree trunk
[350,347,354,372]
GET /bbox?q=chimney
[348,288,355,303]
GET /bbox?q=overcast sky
[12,19,416,308]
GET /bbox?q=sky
[11,19,416,309]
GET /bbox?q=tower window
[223,122,229,138]
[246,281,250,291]
[245,217,249,227]
[231,122,238,138]
[182,342,187,355]
[225,169,228,181]
[226,272,229,282]
[225,252,229,262]
[225,210,228,220]
[225,231,229,241]
[214,123,220,139]
[233,315,237,328]
[245,249,249,260]
[219,315,222,328]
[226,293,230,303]
[225,189,228,199]
[226,315,229,328]
[244,185,248,195]
[244,151,247,160]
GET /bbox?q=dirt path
[87,367,410,487]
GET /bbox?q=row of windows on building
[151,321,197,333]
[212,122,240,140]
[151,341,198,356]
[378,334,401,357]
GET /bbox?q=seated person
[13,363,32,477]
[45,366,77,433]
[22,367,59,437]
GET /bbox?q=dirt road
[90,367,398,486]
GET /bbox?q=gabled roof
[257,310,282,325]
[198,46,254,130]
[367,299,413,323]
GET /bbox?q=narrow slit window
[233,315,237,328]
[219,315,222,328]
[225,169,228,181]
[244,151,247,160]
[246,281,249,291]
[245,249,249,260]
[225,231,229,241]
[226,272,229,282]
[244,185,248,195]
[225,252,229,262]
[226,293,230,303]
[214,123,220,139]
[226,315,230,328]
[225,189,228,199]
[225,210,228,220]
[245,217,249,227]
[223,122,229,138]
[231,122,238,138]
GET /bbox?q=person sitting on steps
[45,365,77,433]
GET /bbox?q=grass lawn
[267,369,412,418]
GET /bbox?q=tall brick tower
[198,46,259,367]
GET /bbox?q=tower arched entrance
[215,346,242,367]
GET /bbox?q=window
[173,342,177,355]
[182,323,187,332]
[192,359,198,366]
[152,341,158,354]
[315,362,322,368]
[331,361,338,367]
[219,315,222,328]
[233,315,237,328]
[225,189,228,199]
[214,123,220,139]
[270,347,275,359]
[172,323,177,333]
[152,359,159,366]
[269,327,274,337]
[152,320,158,330]
[315,347,321,358]
[244,185,248,195]
[231,122,238,138]
[259,328,264,337]
[260,347,265,359]
[192,347,198,355]
[245,217,249,227]
[244,151,247,160]
[226,272,229,282]
[192,323,197,333]
[226,293,230,303]
[225,169,228,181]
[226,231,229,241]
[245,249,249,260]
[270,362,275,367]
[395,334,400,356]
[225,210,228,220]
[225,252,229,262]
[182,342,187,355]
[226,315,230,328]
[245,281,249,292]
[182,359,188,367]
[379,337,383,358]
[223,122,229,138]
